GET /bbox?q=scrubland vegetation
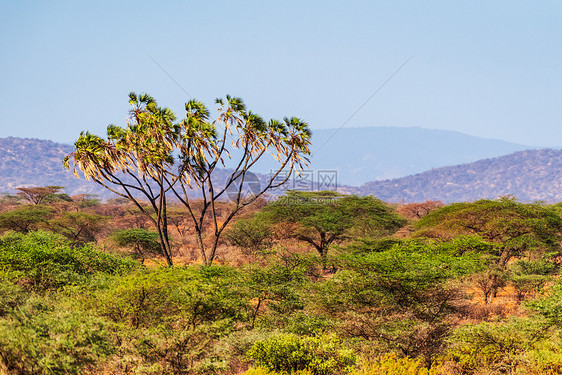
[2,188,562,374]
[2,90,560,374]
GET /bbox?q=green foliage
[508,259,557,300]
[242,263,311,329]
[43,192,74,203]
[247,333,356,375]
[527,283,562,327]
[48,211,109,245]
[0,231,137,290]
[0,293,115,375]
[315,240,484,361]
[226,217,275,254]
[0,205,54,233]
[351,354,438,375]
[94,266,250,330]
[0,277,26,316]
[415,198,562,268]
[112,228,161,262]
[247,192,405,261]
[343,237,403,255]
[437,235,500,256]
[446,318,550,373]
[339,240,484,288]
[3,195,562,373]
[74,195,101,208]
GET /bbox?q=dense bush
[93,265,250,330]
[111,228,161,262]
[312,240,484,363]
[0,195,561,374]
[0,294,115,375]
[247,333,356,375]
[0,231,137,290]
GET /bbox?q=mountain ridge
[0,132,555,203]
[355,148,562,203]
[286,126,535,185]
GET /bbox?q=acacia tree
[414,198,562,302]
[111,228,161,263]
[47,211,108,246]
[414,197,562,268]
[16,186,64,205]
[64,93,310,266]
[0,205,54,233]
[235,191,406,265]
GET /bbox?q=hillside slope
[0,137,555,203]
[0,137,107,197]
[357,149,562,203]
[304,127,532,185]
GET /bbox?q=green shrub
[445,318,547,373]
[0,277,26,316]
[111,228,161,262]
[226,218,275,254]
[0,294,115,375]
[247,333,356,375]
[94,265,250,330]
[0,231,137,290]
[241,263,310,329]
[316,241,484,362]
[0,205,54,233]
[351,354,433,375]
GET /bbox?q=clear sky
[1,1,561,147]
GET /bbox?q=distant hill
[0,135,550,202]
[0,137,276,200]
[0,137,339,200]
[356,149,562,203]
[283,127,532,186]
[0,137,109,197]
[241,127,534,186]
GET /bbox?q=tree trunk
[195,231,208,266]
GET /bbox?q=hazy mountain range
[0,128,559,203]
[353,149,562,203]
[199,127,534,186]
[304,127,533,186]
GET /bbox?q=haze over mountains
[306,127,533,185]
[0,127,558,203]
[354,149,562,203]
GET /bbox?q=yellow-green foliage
[243,367,314,375]
[352,354,435,375]
[243,354,450,375]
[247,333,355,375]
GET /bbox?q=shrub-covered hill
[357,148,562,203]
[0,137,279,200]
[3,137,562,204]
[0,137,110,197]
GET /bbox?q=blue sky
[1,1,561,146]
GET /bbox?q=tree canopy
[414,197,562,267]
[64,93,311,265]
[16,186,64,205]
[229,191,406,263]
